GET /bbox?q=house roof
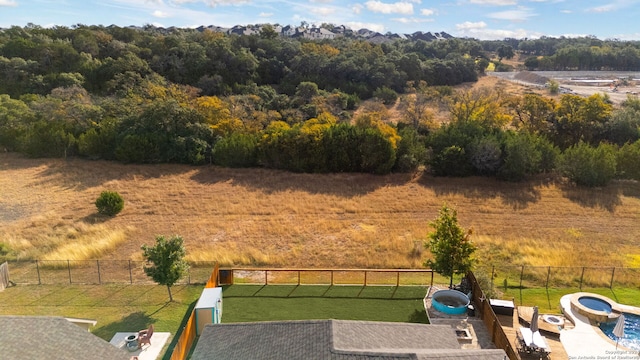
[0,316,131,360]
[191,320,507,360]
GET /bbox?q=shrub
[373,86,398,105]
[213,133,258,168]
[498,132,542,182]
[469,136,502,175]
[394,126,427,172]
[560,142,616,187]
[95,191,125,216]
[616,140,640,180]
[431,145,473,177]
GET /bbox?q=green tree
[141,235,189,302]
[95,190,124,216]
[496,44,515,61]
[560,142,616,187]
[424,205,476,289]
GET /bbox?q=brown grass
[1,153,639,269]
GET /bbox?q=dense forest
[1,24,639,186]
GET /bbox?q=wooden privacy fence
[170,263,219,360]
[0,262,8,291]
[468,271,519,360]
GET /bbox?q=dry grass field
[1,152,639,270]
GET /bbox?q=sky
[0,0,639,40]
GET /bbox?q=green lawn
[221,285,429,324]
[2,283,639,359]
[0,284,203,341]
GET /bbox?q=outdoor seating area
[109,327,169,360]
[516,327,552,358]
[514,306,551,359]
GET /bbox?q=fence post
[579,267,585,290]
[396,271,400,287]
[97,260,101,284]
[519,266,524,289]
[128,260,133,284]
[67,260,72,284]
[610,267,615,289]
[545,266,550,289]
[364,271,367,286]
[265,270,268,285]
[36,260,41,285]
[430,271,434,289]
[490,266,495,290]
[331,270,334,286]
[297,270,300,286]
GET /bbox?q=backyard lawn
[2,282,639,359]
[220,285,430,324]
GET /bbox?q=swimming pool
[600,313,640,351]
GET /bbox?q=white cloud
[152,10,171,17]
[393,17,434,23]
[352,4,364,14]
[259,12,273,17]
[0,0,17,6]
[456,21,487,30]
[469,0,516,5]
[560,9,571,13]
[365,1,414,15]
[455,21,542,39]
[610,32,640,40]
[309,0,334,3]
[345,21,385,32]
[488,8,537,21]
[586,0,640,13]
[587,4,615,12]
[420,8,434,16]
[311,6,336,16]
[203,0,251,6]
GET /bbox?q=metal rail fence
[217,267,436,287]
[477,265,640,290]
[4,261,639,290]
[4,260,219,285]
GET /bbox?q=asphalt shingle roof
[191,319,507,360]
[0,316,131,360]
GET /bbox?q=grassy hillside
[1,153,639,269]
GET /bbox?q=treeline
[2,79,640,186]
[0,24,480,100]
[483,36,640,71]
[1,25,640,186]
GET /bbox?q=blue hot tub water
[578,296,612,313]
[600,313,640,352]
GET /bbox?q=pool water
[600,313,640,351]
[578,296,612,313]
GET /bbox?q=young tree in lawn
[142,235,189,302]
[424,205,476,289]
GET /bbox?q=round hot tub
[432,290,470,315]
[570,292,618,323]
[579,296,613,313]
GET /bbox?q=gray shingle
[191,320,507,360]
[0,316,131,360]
